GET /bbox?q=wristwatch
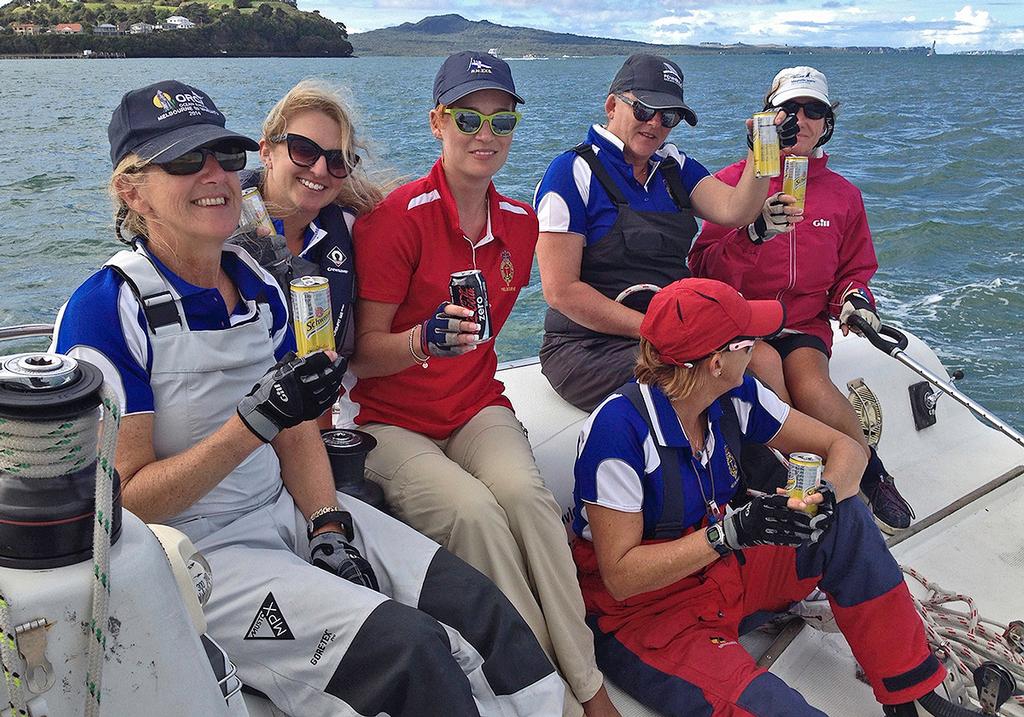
[307,506,354,541]
[705,524,731,557]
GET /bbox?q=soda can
[449,269,492,342]
[239,187,276,237]
[290,276,335,356]
[783,156,809,211]
[751,112,781,178]
[786,452,823,515]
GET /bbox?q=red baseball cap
[640,279,785,366]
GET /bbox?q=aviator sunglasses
[776,99,831,120]
[271,133,360,179]
[159,142,248,176]
[615,95,684,129]
[443,108,522,136]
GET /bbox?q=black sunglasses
[777,100,831,120]
[159,142,248,176]
[616,95,683,129]
[272,133,359,179]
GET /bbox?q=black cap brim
[436,79,525,106]
[131,124,259,165]
[632,90,698,126]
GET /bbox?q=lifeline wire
[903,565,1024,715]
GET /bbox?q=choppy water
[1,54,1022,425]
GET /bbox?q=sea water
[0,54,1021,423]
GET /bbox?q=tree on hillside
[256,3,272,17]
[177,1,210,24]
[232,0,251,8]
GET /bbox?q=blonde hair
[634,338,709,402]
[261,79,386,215]
[109,153,152,246]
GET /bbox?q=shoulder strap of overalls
[657,155,694,212]
[617,381,686,539]
[572,143,629,208]
[105,248,183,335]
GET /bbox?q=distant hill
[351,14,928,57]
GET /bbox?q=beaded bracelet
[408,326,430,368]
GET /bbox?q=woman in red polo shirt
[351,52,617,717]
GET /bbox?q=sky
[304,0,1024,52]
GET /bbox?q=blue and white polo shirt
[51,242,294,415]
[533,124,711,245]
[572,375,790,540]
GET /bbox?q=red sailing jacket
[689,153,877,352]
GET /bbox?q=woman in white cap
[350,51,618,717]
[690,66,915,534]
[52,79,564,717]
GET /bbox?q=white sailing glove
[747,192,795,244]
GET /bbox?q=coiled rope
[903,565,1024,715]
[0,385,120,717]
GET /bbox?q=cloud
[920,4,993,46]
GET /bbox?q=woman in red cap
[690,66,914,534]
[570,277,950,715]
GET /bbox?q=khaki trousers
[363,406,603,717]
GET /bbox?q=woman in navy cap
[571,277,951,716]
[52,80,563,717]
[351,53,618,717]
[533,53,799,414]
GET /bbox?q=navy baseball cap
[609,54,697,127]
[108,80,258,167]
[433,51,525,106]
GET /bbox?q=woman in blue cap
[52,79,563,717]
[351,53,618,717]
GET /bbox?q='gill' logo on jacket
[812,219,830,228]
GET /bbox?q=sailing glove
[310,531,380,591]
[839,290,881,334]
[420,302,472,357]
[748,192,796,244]
[746,112,800,150]
[720,488,835,550]
[237,351,344,442]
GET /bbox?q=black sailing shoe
[883,690,984,716]
[865,473,915,534]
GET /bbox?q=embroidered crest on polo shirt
[327,246,347,267]
[500,249,514,289]
[469,58,493,74]
[662,63,682,87]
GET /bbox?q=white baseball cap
[766,66,830,107]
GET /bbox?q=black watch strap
[307,507,354,541]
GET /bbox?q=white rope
[0,385,119,717]
[84,387,119,717]
[903,565,1024,716]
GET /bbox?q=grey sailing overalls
[106,245,563,717]
[540,144,699,412]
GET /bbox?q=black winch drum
[0,353,122,569]
[320,428,385,511]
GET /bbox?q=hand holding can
[420,302,480,357]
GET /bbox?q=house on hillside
[11,23,41,35]
[54,22,83,34]
[92,23,119,35]
[164,15,196,30]
[129,22,154,34]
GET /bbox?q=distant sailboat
[488,48,500,58]
[927,40,936,57]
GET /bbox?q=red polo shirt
[352,159,538,439]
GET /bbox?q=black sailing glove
[309,531,380,591]
[721,488,835,550]
[237,351,344,442]
[746,112,800,150]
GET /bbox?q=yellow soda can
[782,156,809,211]
[751,112,781,178]
[290,276,334,356]
[786,452,823,515]
[239,187,277,237]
